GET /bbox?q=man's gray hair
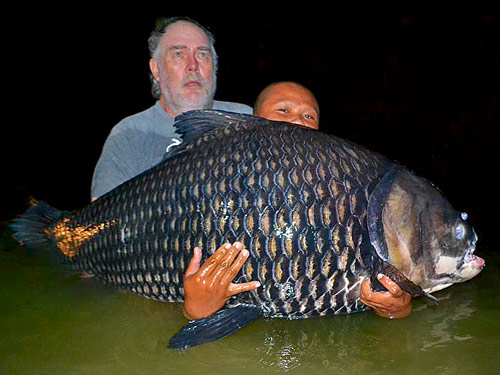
[148,16,219,99]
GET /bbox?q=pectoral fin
[168,304,262,350]
[371,260,438,304]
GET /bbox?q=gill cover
[367,168,438,303]
[367,168,399,263]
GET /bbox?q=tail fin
[9,199,64,253]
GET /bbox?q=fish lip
[472,255,486,268]
[462,231,484,268]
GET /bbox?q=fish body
[10,110,484,349]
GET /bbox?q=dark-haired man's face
[256,83,319,129]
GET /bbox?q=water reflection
[253,317,376,373]
[246,284,484,374]
[417,291,477,351]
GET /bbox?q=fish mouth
[462,231,485,269]
[424,232,484,294]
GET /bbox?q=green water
[1,232,499,375]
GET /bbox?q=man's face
[256,83,319,129]
[151,21,216,117]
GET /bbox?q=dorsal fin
[163,110,264,160]
[173,109,261,143]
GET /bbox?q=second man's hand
[360,273,412,319]
[183,242,261,320]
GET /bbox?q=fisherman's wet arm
[183,243,260,320]
[360,275,412,319]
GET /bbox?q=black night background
[2,14,499,253]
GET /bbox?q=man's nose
[187,52,199,72]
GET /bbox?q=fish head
[377,168,485,294]
[417,195,484,293]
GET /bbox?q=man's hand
[360,274,412,319]
[183,242,261,320]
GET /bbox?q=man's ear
[149,59,160,81]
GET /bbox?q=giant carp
[10,110,485,349]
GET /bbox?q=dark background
[3,14,499,252]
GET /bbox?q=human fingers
[197,243,232,278]
[359,278,374,305]
[184,247,202,278]
[376,274,404,297]
[360,278,391,309]
[219,246,251,286]
[360,277,412,319]
[227,280,261,296]
[208,242,243,284]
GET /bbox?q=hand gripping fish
[10,110,485,349]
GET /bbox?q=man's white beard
[159,65,216,116]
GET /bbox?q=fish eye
[455,224,466,240]
[461,212,468,221]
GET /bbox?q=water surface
[1,231,498,375]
